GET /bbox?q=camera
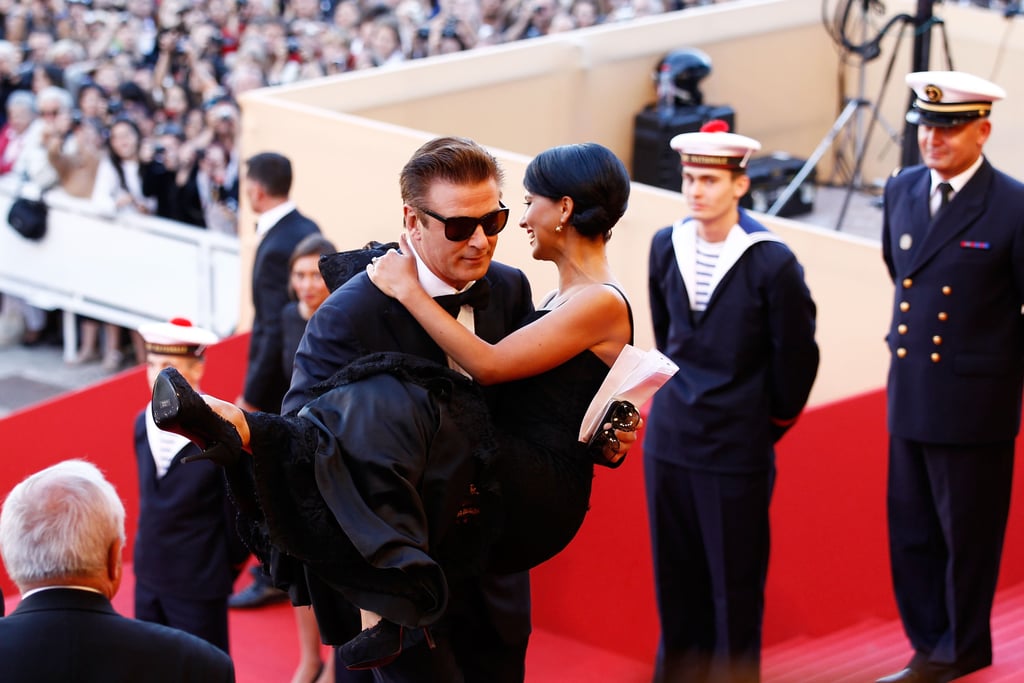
[441,16,460,39]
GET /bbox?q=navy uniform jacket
[281,260,535,649]
[645,209,819,473]
[243,208,321,412]
[883,160,1024,444]
[0,588,235,682]
[134,411,248,598]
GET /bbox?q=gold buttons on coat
[897,347,908,358]
[931,352,941,363]
[900,302,910,312]
[938,312,948,321]
[903,278,913,289]
[933,336,942,345]
[898,324,908,335]
[942,285,952,295]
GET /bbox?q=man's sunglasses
[417,202,510,242]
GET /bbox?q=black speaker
[631,104,736,192]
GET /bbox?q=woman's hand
[366,234,422,302]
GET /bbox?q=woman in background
[281,233,340,683]
[89,117,157,370]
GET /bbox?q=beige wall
[241,0,1024,410]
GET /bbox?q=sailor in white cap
[132,317,246,655]
[878,71,1024,683]
[644,120,819,681]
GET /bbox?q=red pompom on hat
[138,318,218,358]
[699,119,731,134]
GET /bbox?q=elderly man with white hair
[0,459,236,682]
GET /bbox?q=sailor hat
[138,318,218,357]
[905,70,1006,128]
[670,119,761,170]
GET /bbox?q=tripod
[767,1,911,229]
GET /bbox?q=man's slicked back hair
[400,136,504,208]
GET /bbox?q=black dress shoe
[876,668,932,683]
[151,367,242,467]
[227,572,289,609]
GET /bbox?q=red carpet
[6,338,1024,680]
[10,572,1024,681]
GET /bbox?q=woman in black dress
[280,233,339,683]
[153,142,636,663]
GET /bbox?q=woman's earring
[555,223,563,232]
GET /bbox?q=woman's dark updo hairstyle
[523,142,630,242]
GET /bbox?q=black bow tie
[435,279,491,317]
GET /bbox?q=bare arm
[368,234,629,385]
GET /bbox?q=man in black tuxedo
[133,319,249,653]
[283,136,535,683]
[232,151,319,609]
[877,71,1024,683]
[0,459,235,682]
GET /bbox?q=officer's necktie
[936,182,953,214]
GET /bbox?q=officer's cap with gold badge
[138,318,218,358]
[905,70,1006,128]
[670,119,761,171]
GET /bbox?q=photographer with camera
[502,0,558,41]
[140,122,206,228]
[194,141,238,236]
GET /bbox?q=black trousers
[134,580,229,654]
[646,457,774,683]
[887,436,1014,676]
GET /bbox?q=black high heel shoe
[338,620,436,671]
[152,367,243,466]
[339,620,404,670]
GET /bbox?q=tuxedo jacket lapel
[473,273,507,343]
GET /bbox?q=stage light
[654,48,712,108]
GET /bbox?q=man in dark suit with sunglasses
[283,136,534,683]
[876,71,1024,683]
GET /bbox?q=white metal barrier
[0,179,240,361]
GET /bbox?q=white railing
[0,177,240,361]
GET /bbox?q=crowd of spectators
[0,0,715,356]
